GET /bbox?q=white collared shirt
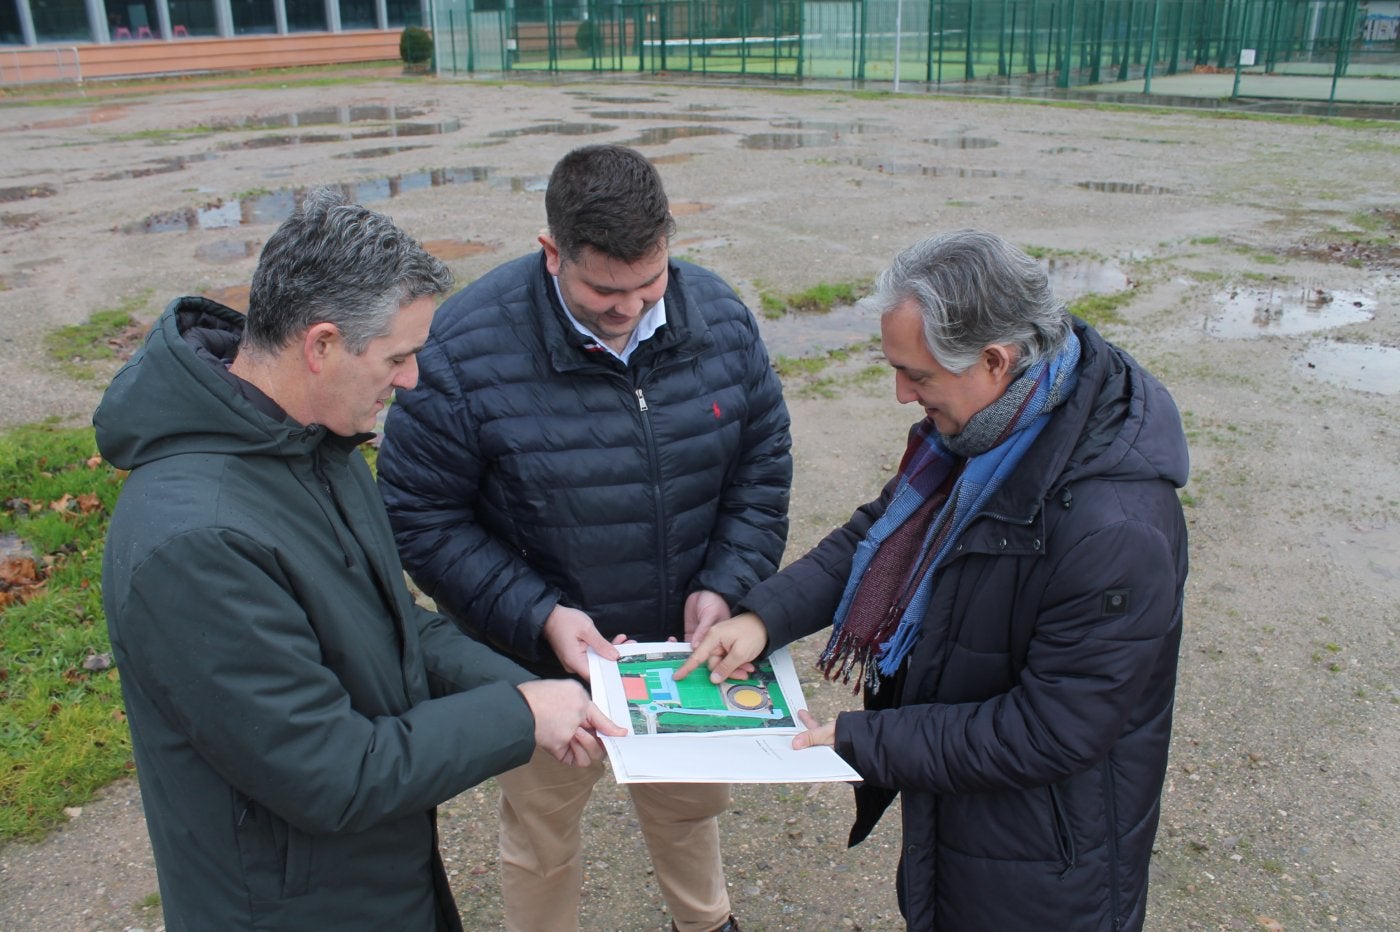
[553,276,667,365]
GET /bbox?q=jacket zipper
[634,386,671,623]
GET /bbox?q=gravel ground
[0,73,1397,931]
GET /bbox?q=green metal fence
[430,0,1400,102]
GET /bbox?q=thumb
[582,625,620,661]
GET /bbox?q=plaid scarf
[818,334,1081,693]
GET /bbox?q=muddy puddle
[0,184,57,203]
[927,136,999,148]
[1076,181,1176,195]
[195,240,259,264]
[217,119,461,150]
[489,122,617,138]
[626,126,730,146]
[123,168,533,233]
[590,110,740,123]
[336,145,432,159]
[1296,341,1400,395]
[845,157,1008,178]
[94,153,220,181]
[1206,284,1375,338]
[211,105,432,130]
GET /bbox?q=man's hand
[516,679,627,767]
[684,590,731,646]
[674,612,768,683]
[543,604,619,682]
[791,708,837,750]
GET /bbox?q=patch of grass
[761,280,870,317]
[44,295,150,380]
[0,422,131,841]
[1068,289,1134,328]
[1189,236,1221,245]
[136,892,162,910]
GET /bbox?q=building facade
[1,0,426,46]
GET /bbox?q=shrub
[399,26,433,66]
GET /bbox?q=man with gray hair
[97,187,621,931]
[681,229,1189,931]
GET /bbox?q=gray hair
[862,229,1072,375]
[244,186,453,355]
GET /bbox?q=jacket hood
[1065,320,1189,490]
[95,296,320,471]
[987,321,1189,521]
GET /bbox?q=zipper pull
[635,388,648,412]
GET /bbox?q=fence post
[1143,0,1161,91]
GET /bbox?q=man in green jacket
[96,188,622,931]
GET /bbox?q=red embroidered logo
[711,402,722,419]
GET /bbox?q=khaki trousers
[497,747,732,932]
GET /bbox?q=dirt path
[1,76,1397,930]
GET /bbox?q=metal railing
[0,46,82,85]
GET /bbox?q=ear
[981,343,1019,386]
[539,233,563,276]
[302,323,340,375]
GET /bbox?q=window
[231,0,276,34]
[285,0,327,31]
[385,0,421,28]
[340,0,377,29]
[167,0,220,36]
[31,0,94,42]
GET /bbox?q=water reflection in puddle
[741,132,837,150]
[195,240,259,264]
[1076,181,1175,195]
[770,119,891,135]
[1206,285,1375,338]
[848,157,1005,178]
[1044,258,1130,297]
[212,105,430,129]
[627,126,730,146]
[591,110,739,123]
[489,122,616,138]
[218,120,461,150]
[927,137,998,149]
[94,153,220,181]
[1297,341,1400,395]
[336,145,432,159]
[124,168,501,233]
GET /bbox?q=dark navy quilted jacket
[378,252,792,675]
[741,322,1189,931]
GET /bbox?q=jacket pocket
[234,794,313,899]
[1046,783,1078,877]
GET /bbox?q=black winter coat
[740,322,1189,931]
[97,298,538,931]
[378,252,792,676]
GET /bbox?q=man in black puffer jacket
[378,145,792,932]
[681,229,1188,931]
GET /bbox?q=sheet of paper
[587,642,862,784]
